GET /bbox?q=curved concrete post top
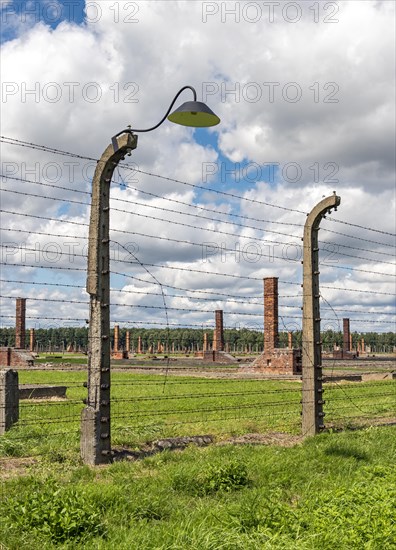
[304,192,341,234]
[87,133,138,296]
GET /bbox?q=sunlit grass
[1,370,394,459]
[1,426,395,549]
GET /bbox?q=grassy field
[0,369,394,548]
[1,369,394,458]
[0,369,394,459]
[0,425,395,549]
[3,372,303,458]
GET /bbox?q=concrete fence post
[0,369,19,435]
[81,132,138,465]
[302,193,341,436]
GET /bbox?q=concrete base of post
[0,369,19,435]
[80,406,112,465]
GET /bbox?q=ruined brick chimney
[203,332,208,352]
[212,310,224,352]
[249,278,301,374]
[15,298,26,349]
[29,328,35,352]
[343,318,350,352]
[113,324,119,353]
[264,278,278,353]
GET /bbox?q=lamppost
[81,86,220,465]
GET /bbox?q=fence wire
[0,137,395,459]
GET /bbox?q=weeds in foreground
[172,459,250,495]
[1,426,395,549]
[3,480,105,544]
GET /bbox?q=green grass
[1,426,395,549]
[1,371,394,459]
[324,379,395,428]
[3,372,303,458]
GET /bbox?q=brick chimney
[264,278,278,353]
[113,324,119,352]
[15,298,26,349]
[343,318,350,352]
[29,328,35,352]
[213,310,224,351]
[203,332,208,352]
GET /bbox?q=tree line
[0,327,394,353]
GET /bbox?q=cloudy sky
[0,0,395,336]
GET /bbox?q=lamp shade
[167,101,220,127]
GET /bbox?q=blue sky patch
[1,0,86,42]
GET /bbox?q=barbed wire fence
[0,136,395,460]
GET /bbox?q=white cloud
[0,0,395,333]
